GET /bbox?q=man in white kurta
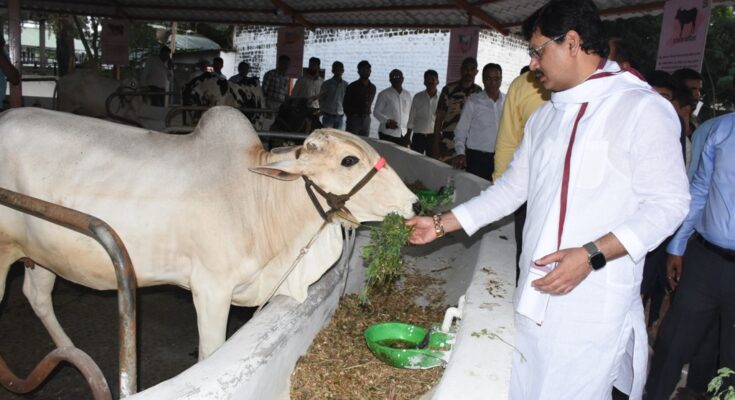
[407,1,690,399]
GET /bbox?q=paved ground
[0,262,254,400]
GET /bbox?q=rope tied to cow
[255,220,329,315]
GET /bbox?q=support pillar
[7,0,22,108]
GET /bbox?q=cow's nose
[412,201,422,215]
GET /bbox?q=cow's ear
[249,160,305,181]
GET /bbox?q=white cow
[55,71,142,125]
[0,106,416,359]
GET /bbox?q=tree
[73,16,101,68]
[703,6,735,112]
[54,15,76,76]
[603,14,663,76]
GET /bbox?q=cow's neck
[252,149,339,264]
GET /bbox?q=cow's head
[251,129,417,224]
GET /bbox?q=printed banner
[655,0,712,72]
[277,27,305,79]
[101,19,130,66]
[446,27,479,83]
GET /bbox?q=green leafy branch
[471,328,526,363]
[708,368,735,400]
[359,213,411,305]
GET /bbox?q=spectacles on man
[528,34,566,59]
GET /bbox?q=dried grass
[291,267,448,400]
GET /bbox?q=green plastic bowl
[364,322,453,369]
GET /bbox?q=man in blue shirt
[645,112,735,400]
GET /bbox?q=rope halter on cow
[302,157,387,227]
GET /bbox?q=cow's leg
[0,244,24,302]
[22,265,74,348]
[190,274,233,360]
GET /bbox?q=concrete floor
[0,262,254,400]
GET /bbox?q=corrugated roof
[1,0,733,35]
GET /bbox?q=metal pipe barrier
[0,347,112,400]
[105,90,179,128]
[164,105,277,131]
[0,186,138,398]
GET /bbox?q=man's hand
[405,216,437,245]
[532,247,592,295]
[386,119,398,129]
[666,254,683,291]
[452,154,466,169]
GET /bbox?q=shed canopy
[1,0,733,35]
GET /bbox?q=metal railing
[0,187,138,399]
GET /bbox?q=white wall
[233,27,530,96]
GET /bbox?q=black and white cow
[183,73,266,130]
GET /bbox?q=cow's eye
[341,156,359,167]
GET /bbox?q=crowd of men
[254,53,509,181]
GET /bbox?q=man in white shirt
[291,57,324,112]
[407,69,439,155]
[452,63,505,180]
[140,46,172,107]
[406,1,690,399]
[374,69,412,146]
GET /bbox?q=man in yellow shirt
[493,70,550,283]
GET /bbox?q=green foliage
[415,185,455,216]
[603,14,663,76]
[360,213,412,305]
[708,368,735,400]
[704,6,735,114]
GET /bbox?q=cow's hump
[191,106,260,146]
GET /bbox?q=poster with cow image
[655,0,711,72]
[277,26,305,79]
[446,27,479,83]
[101,19,130,66]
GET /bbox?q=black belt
[466,148,494,156]
[413,132,433,136]
[695,233,735,262]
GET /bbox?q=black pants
[346,115,371,137]
[642,237,671,328]
[645,234,735,399]
[465,148,494,181]
[147,85,165,107]
[378,132,408,146]
[410,132,432,155]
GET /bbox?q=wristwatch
[583,241,607,270]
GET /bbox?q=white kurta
[452,61,690,400]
